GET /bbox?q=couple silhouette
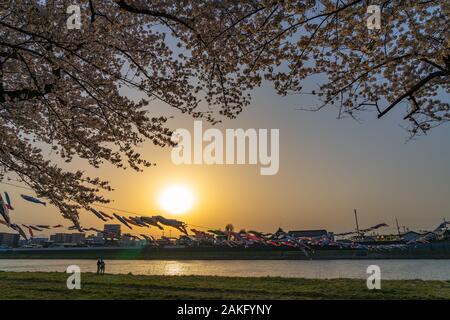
[96,259,105,275]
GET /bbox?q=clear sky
[2,81,450,238]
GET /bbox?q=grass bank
[0,271,449,299]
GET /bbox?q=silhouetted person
[96,258,101,275]
[100,259,105,275]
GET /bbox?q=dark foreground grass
[0,271,449,299]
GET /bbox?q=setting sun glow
[158,185,194,215]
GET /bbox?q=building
[50,233,85,244]
[86,233,105,246]
[421,231,437,242]
[443,229,450,240]
[120,234,138,247]
[0,232,20,248]
[28,237,50,247]
[273,228,286,237]
[70,233,86,244]
[50,233,71,243]
[288,229,328,238]
[402,231,421,242]
[104,224,121,239]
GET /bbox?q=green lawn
[0,271,449,299]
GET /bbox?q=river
[0,259,449,280]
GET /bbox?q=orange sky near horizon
[1,84,450,239]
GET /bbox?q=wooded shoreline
[1,246,450,260]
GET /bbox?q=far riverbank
[1,246,450,260]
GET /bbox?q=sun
[158,185,194,215]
